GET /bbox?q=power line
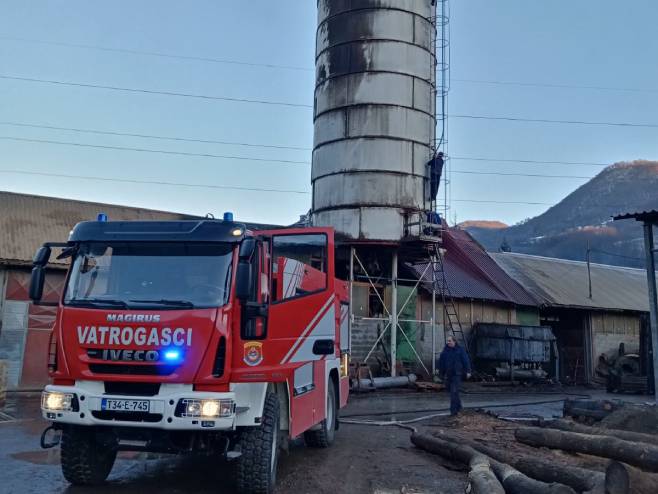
[0,122,615,168]
[0,169,310,195]
[3,74,657,128]
[451,114,658,129]
[0,74,313,109]
[0,167,610,209]
[5,35,653,96]
[0,136,312,165]
[451,198,553,205]
[0,135,605,181]
[0,35,313,72]
[453,78,658,94]
[0,121,311,151]
[450,156,609,168]
[0,168,564,207]
[452,170,592,180]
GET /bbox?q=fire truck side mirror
[33,245,51,266]
[29,265,46,302]
[235,262,252,301]
[236,238,257,301]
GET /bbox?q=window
[64,242,233,309]
[271,234,327,302]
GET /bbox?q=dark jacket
[438,344,471,377]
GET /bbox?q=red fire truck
[30,215,350,494]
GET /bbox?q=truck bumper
[41,381,237,431]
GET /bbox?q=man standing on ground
[438,336,472,416]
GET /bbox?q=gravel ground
[0,387,650,494]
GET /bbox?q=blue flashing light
[163,349,182,362]
[97,213,108,222]
[223,211,234,222]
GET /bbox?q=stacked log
[541,419,658,447]
[434,432,606,494]
[515,427,658,473]
[411,432,576,494]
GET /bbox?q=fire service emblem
[243,341,264,367]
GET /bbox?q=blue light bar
[164,349,182,362]
[97,213,108,222]
[223,211,234,221]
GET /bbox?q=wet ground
[0,387,651,494]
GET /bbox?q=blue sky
[1,1,657,226]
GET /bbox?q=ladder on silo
[432,244,469,355]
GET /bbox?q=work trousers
[447,373,462,415]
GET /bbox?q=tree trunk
[411,433,504,494]
[436,432,605,494]
[563,399,623,422]
[515,427,658,472]
[411,432,575,494]
[605,461,658,494]
[468,454,506,494]
[541,419,658,447]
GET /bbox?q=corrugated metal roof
[0,191,197,266]
[0,191,286,267]
[409,229,537,306]
[614,210,658,222]
[491,252,650,313]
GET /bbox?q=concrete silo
[311,0,437,241]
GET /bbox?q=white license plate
[101,398,150,412]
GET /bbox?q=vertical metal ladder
[432,244,469,354]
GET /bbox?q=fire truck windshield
[64,242,233,309]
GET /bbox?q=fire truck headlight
[201,400,220,418]
[179,399,234,418]
[42,391,74,411]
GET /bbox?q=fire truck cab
[31,217,350,494]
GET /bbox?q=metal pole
[587,240,593,299]
[391,251,398,377]
[432,256,437,377]
[349,246,355,355]
[643,223,658,403]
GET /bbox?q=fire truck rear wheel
[304,379,336,448]
[60,425,117,485]
[234,392,280,494]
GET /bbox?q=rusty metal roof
[491,252,650,313]
[0,191,197,266]
[409,229,537,307]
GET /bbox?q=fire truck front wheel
[234,392,280,494]
[303,379,336,448]
[60,425,117,485]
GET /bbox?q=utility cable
[0,74,313,109]
[0,169,310,195]
[453,78,658,94]
[0,136,311,165]
[450,156,609,168]
[452,170,591,180]
[0,35,313,72]
[3,75,658,127]
[452,114,658,129]
[4,36,655,94]
[0,121,311,151]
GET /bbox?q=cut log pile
[410,405,658,494]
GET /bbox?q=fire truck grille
[89,364,177,376]
[104,382,161,396]
[92,410,163,423]
[212,336,226,378]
